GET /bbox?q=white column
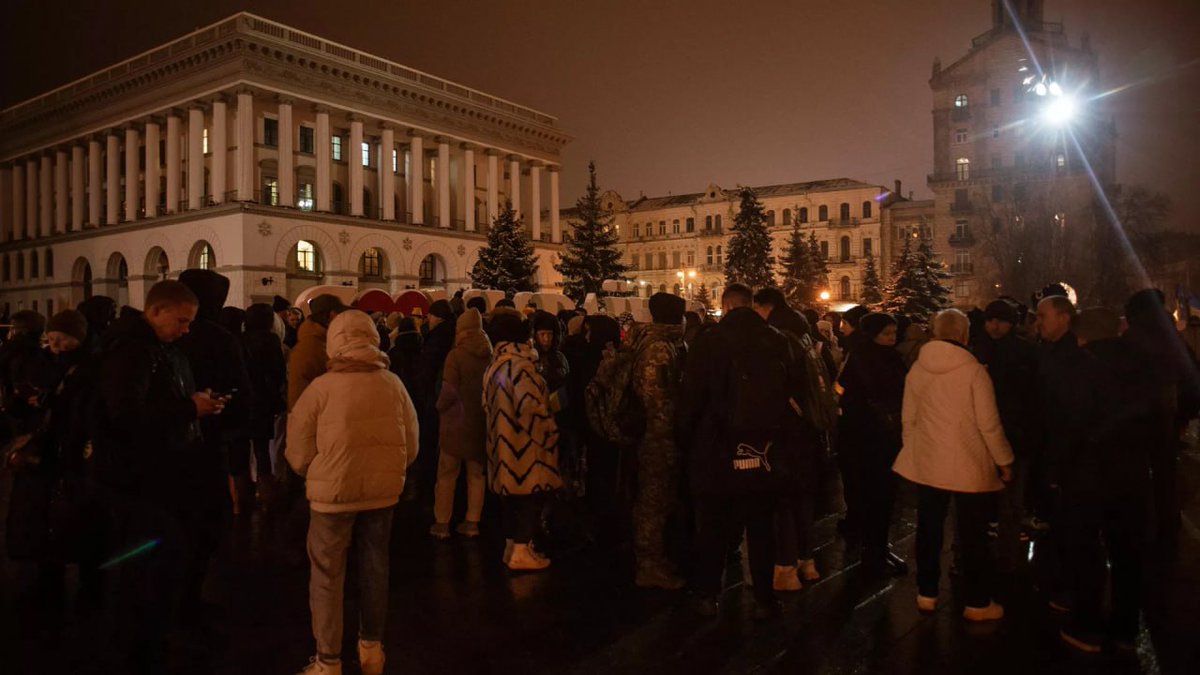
[11,164,24,241]
[409,132,424,224]
[530,163,542,241]
[381,126,395,220]
[40,155,52,236]
[550,166,561,243]
[87,140,101,226]
[508,156,521,216]
[54,150,68,233]
[70,145,85,229]
[165,114,181,213]
[144,120,160,218]
[437,138,450,228]
[277,98,294,207]
[315,106,331,212]
[349,116,364,216]
[26,159,38,236]
[236,89,254,201]
[486,149,498,223]
[211,98,227,203]
[124,126,139,221]
[105,134,120,225]
[461,144,475,232]
[187,107,204,209]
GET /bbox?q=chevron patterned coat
[482,342,562,495]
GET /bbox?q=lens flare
[1043,96,1077,125]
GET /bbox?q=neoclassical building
[585,179,905,304]
[0,13,570,315]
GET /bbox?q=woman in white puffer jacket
[892,309,1014,623]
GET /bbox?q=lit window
[392,149,398,174]
[955,220,969,238]
[198,243,214,270]
[687,250,694,266]
[955,94,969,108]
[955,128,968,144]
[955,157,970,180]
[715,246,722,266]
[362,142,371,167]
[360,248,383,278]
[202,128,209,154]
[1055,153,1066,168]
[332,135,343,161]
[298,183,314,211]
[296,240,317,272]
[262,177,279,206]
[419,254,441,285]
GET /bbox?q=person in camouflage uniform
[630,293,688,589]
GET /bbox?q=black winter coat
[242,329,287,439]
[1036,332,1091,483]
[972,332,1039,458]
[837,340,906,459]
[387,332,423,397]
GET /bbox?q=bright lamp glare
[1043,96,1077,125]
[1048,81,1063,97]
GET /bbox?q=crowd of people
[0,272,1196,674]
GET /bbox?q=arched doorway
[107,252,129,308]
[358,247,388,290]
[288,239,325,299]
[145,247,170,280]
[189,240,216,270]
[839,276,851,300]
[71,257,93,306]
[418,254,446,288]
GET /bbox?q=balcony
[948,232,976,247]
[830,217,859,228]
[830,256,857,266]
[950,263,974,275]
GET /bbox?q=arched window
[706,246,713,265]
[189,241,215,270]
[360,247,384,279]
[296,240,319,273]
[818,205,828,222]
[956,157,970,180]
[419,254,445,286]
[955,94,969,108]
[839,203,850,221]
[767,210,776,226]
[862,201,872,218]
[840,236,851,262]
[783,209,792,225]
[715,245,723,266]
[149,249,170,280]
[44,249,54,278]
[30,250,39,278]
[799,207,808,223]
[705,215,713,230]
[839,276,851,300]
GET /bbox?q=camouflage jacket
[629,323,686,448]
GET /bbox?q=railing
[830,217,859,228]
[950,263,974,275]
[949,233,976,246]
[831,256,857,265]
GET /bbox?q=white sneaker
[773,565,803,592]
[916,594,937,612]
[507,543,551,571]
[963,601,1004,622]
[797,558,821,582]
[358,640,384,675]
[298,656,342,674]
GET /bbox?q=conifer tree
[807,231,830,295]
[724,187,774,288]
[860,254,884,306]
[779,222,819,307]
[915,237,953,313]
[470,202,540,292]
[694,282,713,315]
[882,235,932,320]
[554,161,629,304]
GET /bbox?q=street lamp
[819,290,831,301]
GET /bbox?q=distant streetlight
[819,290,831,301]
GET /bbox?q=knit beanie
[649,292,686,325]
[842,305,869,329]
[858,312,897,340]
[429,299,454,321]
[47,309,88,342]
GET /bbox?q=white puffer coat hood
[892,340,1014,493]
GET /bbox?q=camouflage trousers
[633,439,680,569]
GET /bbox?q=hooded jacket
[288,319,329,411]
[435,309,492,462]
[286,310,419,513]
[893,340,1014,492]
[176,269,251,442]
[243,304,287,439]
[482,341,562,495]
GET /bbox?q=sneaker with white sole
[298,656,342,674]
[358,640,385,675]
[963,601,1004,622]
[773,565,803,592]
[797,558,820,582]
[507,543,551,571]
[916,594,937,612]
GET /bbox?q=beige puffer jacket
[892,340,1014,493]
[286,310,420,513]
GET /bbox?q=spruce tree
[779,222,819,307]
[694,282,713,315]
[724,187,774,288]
[554,161,629,304]
[882,235,932,321]
[470,201,540,292]
[807,231,830,295]
[860,254,884,306]
[915,238,953,314]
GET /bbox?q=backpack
[787,331,840,433]
[585,345,646,446]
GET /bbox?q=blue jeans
[307,507,394,660]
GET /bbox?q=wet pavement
[3,445,1199,675]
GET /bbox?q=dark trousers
[916,485,997,608]
[1063,489,1144,642]
[1150,438,1180,550]
[503,494,546,544]
[228,437,272,479]
[694,494,777,603]
[861,458,898,562]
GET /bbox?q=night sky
[4,0,1198,227]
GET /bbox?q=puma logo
[732,441,772,472]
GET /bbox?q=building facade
[926,0,1116,307]
[590,179,898,304]
[0,13,570,315]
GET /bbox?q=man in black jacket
[679,284,799,618]
[94,281,225,674]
